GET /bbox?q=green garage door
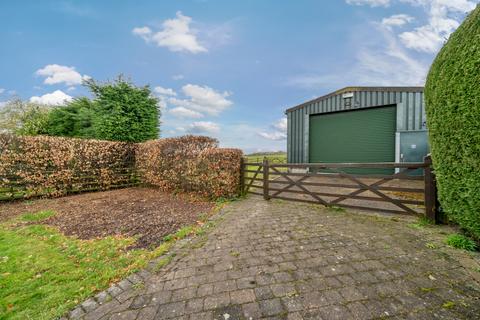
[309,106,396,172]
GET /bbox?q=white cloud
[169,106,203,118]
[35,64,89,86]
[258,131,287,141]
[132,26,152,41]
[398,0,476,52]
[30,90,73,105]
[382,14,414,28]
[172,74,184,80]
[0,88,5,94]
[289,0,476,88]
[346,0,391,7]
[157,97,167,112]
[287,23,428,88]
[169,84,233,116]
[133,11,207,54]
[258,118,288,141]
[273,117,287,132]
[186,121,220,134]
[154,86,177,96]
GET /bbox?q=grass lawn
[244,153,287,181]
[245,152,287,164]
[0,210,171,319]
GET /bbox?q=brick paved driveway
[70,196,480,320]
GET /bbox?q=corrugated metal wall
[287,89,426,163]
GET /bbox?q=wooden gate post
[263,157,270,200]
[424,155,438,223]
[239,157,245,196]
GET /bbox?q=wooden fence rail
[242,155,439,222]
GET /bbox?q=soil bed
[0,187,214,249]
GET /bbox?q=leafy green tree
[86,76,160,142]
[46,98,95,138]
[0,99,51,135]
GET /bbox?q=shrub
[0,134,137,199]
[445,234,477,251]
[424,6,480,240]
[0,134,243,201]
[136,135,243,198]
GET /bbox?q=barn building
[285,86,429,165]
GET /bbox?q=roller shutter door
[309,106,396,172]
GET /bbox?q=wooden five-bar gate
[241,156,439,222]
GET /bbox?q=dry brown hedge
[135,135,243,198]
[0,134,243,200]
[0,134,137,199]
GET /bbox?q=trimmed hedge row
[425,6,480,239]
[0,134,137,199]
[135,136,243,198]
[0,134,243,200]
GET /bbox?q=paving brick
[270,283,296,298]
[185,298,204,313]
[197,283,214,297]
[150,291,172,305]
[242,302,262,319]
[213,280,237,293]
[81,298,99,312]
[109,309,138,320]
[317,304,352,320]
[117,279,132,291]
[130,294,151,309]
[69,307,85,319]
[255,286,275,300]
[171,287,197,302]
[236,277,257,289]
[137,306,157,320]
[259,298,284,316]
[156,301,186,319]
[203,293,230,310]
[230,289,256,304]
[189,311,213,320]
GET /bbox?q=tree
[46,98,95,138]
[424,6,480,240]
[0,99,51,135]
[86,76,160,142]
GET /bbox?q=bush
[445,234,477,251]
[0,134,137,199]
[424,6,480,240]
[136,135,243,198]
[0,134,244,201]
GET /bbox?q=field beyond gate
[241,156,438,220]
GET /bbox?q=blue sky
[0,0,477,153]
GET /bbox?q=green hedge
[425,6,480,240]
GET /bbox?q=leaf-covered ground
[0,187,214,249]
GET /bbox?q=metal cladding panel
[286,89,426,163]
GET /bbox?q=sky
[0,0,477,153]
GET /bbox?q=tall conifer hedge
[425,6,480,239]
